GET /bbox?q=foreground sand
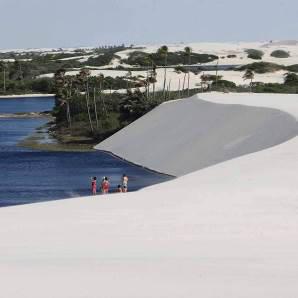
[0,92,297,298]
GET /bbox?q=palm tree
[174,66,184,98]
[144,56,151,100]
[182,68,187,94]
[54,69,72,128]
[184,46,192,96]
[215,58,219,89]
[78,68,94,132]
[125,70,132,90]
[284,72,298,85]
[3,65,6,93]
[1,62,8,92]
[200,73,209,92]
[243,69,254,92]
[158,45,168,100]
[167,79,172,99]
[64,75,74,129]
[150,62,157,101]
[98,73,107,116]
[93,85,99,129]
[178,78,181,98]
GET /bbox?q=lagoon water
[0,97,170,207]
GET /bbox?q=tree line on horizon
[51,45,202,143]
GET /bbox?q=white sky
[1,0,298,49]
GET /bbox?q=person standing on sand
[122,174,128,192]
[117,184,123,193]
[101,177,110,194]
[91,177,97,195]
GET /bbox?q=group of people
[91,174,128,195]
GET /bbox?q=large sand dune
[96,93,297,176]
[0,93,297,298]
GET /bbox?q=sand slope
[96,93,297,176]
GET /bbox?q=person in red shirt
[101,177,110,194]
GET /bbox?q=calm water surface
[0,97,171,207]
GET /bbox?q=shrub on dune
[270,50,290,58]
[245,49,264,60]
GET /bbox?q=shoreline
[97,149,176,178]
[18,127,96,152]
[0,112,53,119]
[0,94,55,99]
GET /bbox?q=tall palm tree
[93,85,99,129]
[184,46,192,96]
[125,70,132,90]
[54,68,72,128]
[174,66,184,98]
[150,62,157,101]
[158,45,168,100]
[1,62,8,92]
[182,68,187,94]
[167,79,172,99]
[78,68,94,132]
[98,73,107,116]
[215,58,219,89]
[200,73,208,92]
[284,72,298,85]
[3,65,6,92]
[243,69,254,92]
[144,56,151,100]
[64,75,74,129]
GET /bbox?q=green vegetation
[212,79,236,89]
[85,53,117,66]
[237,62,298,74]
[245,49,264,60]
[2,44,298,149]
[0,45,129,95]
[284,72,298,85]
[254,83,298,94]
[123,50,218,66]
[85,45,126,66]
[174,65,187,73]
[270,50,290,58]
[286,64,298,72]
[201,74,222,82]
[243,69,255,92]
[238,62,284,73]
[52,66,201,145]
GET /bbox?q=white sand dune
[96,93,297,176]
[0,93,297,298]
[38,40,298,88]
[117,41,298,66]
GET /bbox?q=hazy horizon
[1,0,298,49]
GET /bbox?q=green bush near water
[237,62,285,73]
[245,49,264,60]
[212,79,237,89]
[270,50,290,58]
[286,64,298,72]
[123,51,218,66]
